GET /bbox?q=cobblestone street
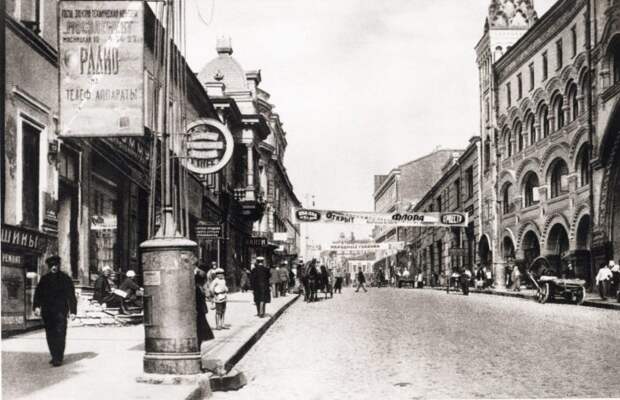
[213,288,620,399]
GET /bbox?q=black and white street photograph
[2,0,620,399]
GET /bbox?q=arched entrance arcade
[574,214,592,286]
[522,230,541,270]
[546,224,570,277]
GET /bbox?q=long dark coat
[33,271,77,315]
[251,265,271,303]
[195,286,214,345]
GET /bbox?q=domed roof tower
[197,37,249,93]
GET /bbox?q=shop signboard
[58,0,144,137]
[195,223,222,239]
[294,208,468,227]
[185,119,234,175]
[248,237,267,247]
[273,232,288,242]
[1,224,48,253]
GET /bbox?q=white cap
[126,270,136,278]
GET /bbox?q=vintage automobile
[526,256,586,305]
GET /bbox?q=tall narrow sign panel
[58,1,144,137]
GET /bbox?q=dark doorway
[547,224,570,276]
[575,214,592,286]
[522,231,541,269]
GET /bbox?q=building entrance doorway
[522,231,540,270]
[547,224,569,276]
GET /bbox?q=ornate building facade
[199,38,301,268]
[477,0,620,289]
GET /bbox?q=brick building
[373,149,463,243]
[409,138,481,286]
[476,0,620,289]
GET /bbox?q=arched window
[539,105,550,138]
[484,138,491,170]
[576,144,590,187]
[505,129,513,157]
[502,183,514,215]
[552,94,564,130]
[523,172,540,207]
[610,36,620,84]
[548,158,569,198]
[567,83,579,121]
[524,112,536,146]
[514,122,523,152]
[580,72,589,102]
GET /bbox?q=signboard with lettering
[196,223,222,239]
[59,0,144,137]
[294,208,469,227]
[185,119,234,175]
[1,224,48,253]
[248,237,267,247]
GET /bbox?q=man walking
[251,257,271,317]
[334,266,343,294]
[33,256,77,367]
[355,267,367,293]
[279,261,289,296]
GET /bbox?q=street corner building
[2,3,301,335]
[476,0,620,289]
[197,37,302,269]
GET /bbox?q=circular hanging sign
[185,118,234,175]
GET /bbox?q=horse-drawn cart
[527,256,586,305]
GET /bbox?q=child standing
[209,268,229,330]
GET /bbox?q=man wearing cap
[117,270,143,312]
[250,257,271,317]
[33,255,77,367]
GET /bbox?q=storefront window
[89,174,119,282]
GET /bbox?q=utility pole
[140,0,201,375]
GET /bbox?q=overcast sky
[184,0,555,242]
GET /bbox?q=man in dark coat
[195,269,214,346]
[355,267,367,293]
[306,260,319,302]
[250,257,271,318]
[33,255,77,367]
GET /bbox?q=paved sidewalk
[1,291,299,400]
[426,285,620,310]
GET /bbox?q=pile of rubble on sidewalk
[70,291,143,327]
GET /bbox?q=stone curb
[186,294,300,398]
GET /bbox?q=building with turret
[199,38,301,269]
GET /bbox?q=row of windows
[500,81,585,159]
[505,24,579,107]
[501,147,590,214]
[422,167,474,213]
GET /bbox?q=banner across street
[294,208,468,227]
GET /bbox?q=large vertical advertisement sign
[58,1,144,137]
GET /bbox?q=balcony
[234,187,265,221]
